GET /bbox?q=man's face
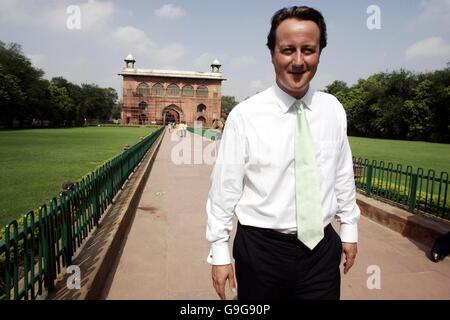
[271,18,321,99]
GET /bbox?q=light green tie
[294,100,324,250]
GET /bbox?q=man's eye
[282,48,294,54]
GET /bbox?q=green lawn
[0,126,159,227]
[349,136,450,175]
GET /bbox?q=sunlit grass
[0,126,159,226]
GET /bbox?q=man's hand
[342,242,357,274]
[212,264,236,300]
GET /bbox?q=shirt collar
[272,82,315,113]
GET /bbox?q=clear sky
[0,0,449,102]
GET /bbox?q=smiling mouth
[289,71,305,76]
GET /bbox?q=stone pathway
[104,130,450,300]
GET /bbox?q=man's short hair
[266,6,327,54]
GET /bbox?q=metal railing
[0,127,163,300]
[186,126,220,141]
[353,157,449,218]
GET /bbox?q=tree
[0,67,25,127]
[101,87,118,120]
[0,41,120,127]
[221,95,239,114]
[426,66,450,142]
[28,78,51,125]
[328,69,447,141]
[78,84,118,122]
[111,100,122,120]
[0,41,47,127]
[403,79,432,140]
[48,83,75,125]
[345,75,386,137]
[324,80,349,96]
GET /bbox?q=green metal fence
[353,157,449,219]
[0,127,163,300]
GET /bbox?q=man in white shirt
[206,6,360,300]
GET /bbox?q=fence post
[38,207,54,292]
[93,172,100,226]
[408,173,418,211]
[365,165,373,196]
[60,194,72,266]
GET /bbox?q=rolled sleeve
[206,112,245,265]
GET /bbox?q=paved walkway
[104,130,450,300]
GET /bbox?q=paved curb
[46,129,165,300]
[357,193,450,247]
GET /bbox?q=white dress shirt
[206,84,360,265]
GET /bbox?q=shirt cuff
[206,244,231,265]
[339,223,358,243]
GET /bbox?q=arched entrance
[162,105,183,125]
[197,104,206,113]
[196,116,206,126]
[164,110,179,124]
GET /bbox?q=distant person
[60,180,74,195]
[221,112,228,123]
[216,118,224,140]
[206,6,360,300]
[212,118,224,140]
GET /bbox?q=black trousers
[233,222,342,300]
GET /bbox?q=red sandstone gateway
[119,53,226,127]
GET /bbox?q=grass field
[349,137,450,176]
[0,126,159,227]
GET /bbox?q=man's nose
[292,52,305,67]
